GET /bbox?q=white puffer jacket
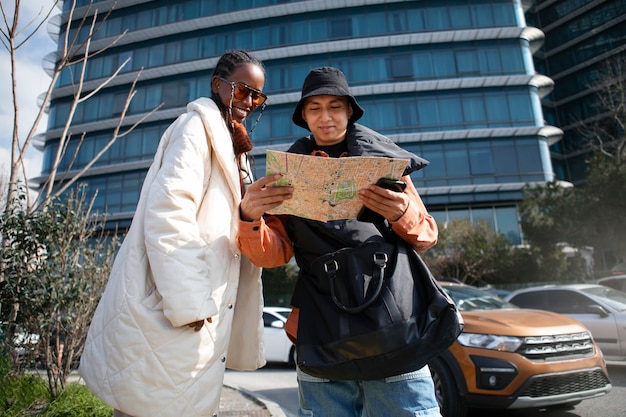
[79,98,265,417]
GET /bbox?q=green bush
[0,373,50,417]
[0,367,111,417]
[41,384,112,417]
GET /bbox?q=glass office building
[527,0,626,184]
[38,0,562,245]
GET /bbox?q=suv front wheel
[430,357,467,417]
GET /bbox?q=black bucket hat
[292,67,365,130]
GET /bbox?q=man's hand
[358,182,410,222]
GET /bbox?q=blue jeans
[296,365,442,417]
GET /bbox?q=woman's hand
[187,318,212,332]
[358,182,410,222]
[240,174,293,221]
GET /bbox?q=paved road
[225,362,626,417]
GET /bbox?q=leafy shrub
[0,372,50,417]
[0,368,111,417]
[41,383,112,417]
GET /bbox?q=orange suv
[431,282,611,417]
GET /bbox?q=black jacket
[285,123,428,307]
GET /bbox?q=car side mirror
[587,304,609,317]
[270,320,285,329]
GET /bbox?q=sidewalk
[220,385,287,417]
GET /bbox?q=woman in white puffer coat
[79,50,271,417]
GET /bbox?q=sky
[0,0,58,180]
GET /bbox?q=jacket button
[234,253,240,259]
[228,303,233,309]
[252,226,260,231]
[221,356,226,362]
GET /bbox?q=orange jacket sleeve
[388,176,438,253]
[237,215,295,268]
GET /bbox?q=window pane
[471,5,494,26]
[407,9,426,30]
[469,145,494,175]
[516,142,542,173]
[420,144,445,178]
[509,91,534,123]
[472,207,495,229]
[448,208,470,221]
[485,93,509,124]
[462,94,486,127]
[495,206,521,244]
[450,8,471,28]
[118,51,133,73]
[330,18,352,38]
[164,42,181,65]
[457,50,479,75]
[417,97,438,129]
[149,44,165,67]
[438,95,461,128]
[414,51,434,79]
[493,141,519,174]
[389,54,413,79]
[352,57,372,82]
[426,7,450,30]
[432,51,455,77]
[397,100,417,129]
[444,144,468,177]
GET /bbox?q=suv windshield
[443,285,517,311]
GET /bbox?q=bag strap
[325,252,388,313]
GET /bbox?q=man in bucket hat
[236,67,441,416]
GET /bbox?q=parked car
[506,284,626,362]
[262,306,295,365]
[0,324,40,364]
[596,274,626,292]
[431,282,611,417]
[477,285,510,299]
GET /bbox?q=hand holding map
[265,150,409,222]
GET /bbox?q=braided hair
[212,49,265,81]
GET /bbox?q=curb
[225,385,288,417]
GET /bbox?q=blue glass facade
[39,0,563,244]
[527,0,626,183]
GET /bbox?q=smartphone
[357,178,407,223]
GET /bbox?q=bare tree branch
[37,68,164,208]
[579,55,626,165]
[4,0,157,213]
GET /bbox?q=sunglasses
[219,77,267,107]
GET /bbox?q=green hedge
[0,356,111,417]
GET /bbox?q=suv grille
[520,369,610,398]
[518,332,594,360]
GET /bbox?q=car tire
[429,357,468,417]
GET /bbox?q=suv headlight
[457,333,522,352]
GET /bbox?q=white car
[597,274,626,292]
[262,306,295,365]
[506,284,626,362]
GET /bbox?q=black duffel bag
[295,235,463,381]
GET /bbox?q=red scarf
[232,120,252,155]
